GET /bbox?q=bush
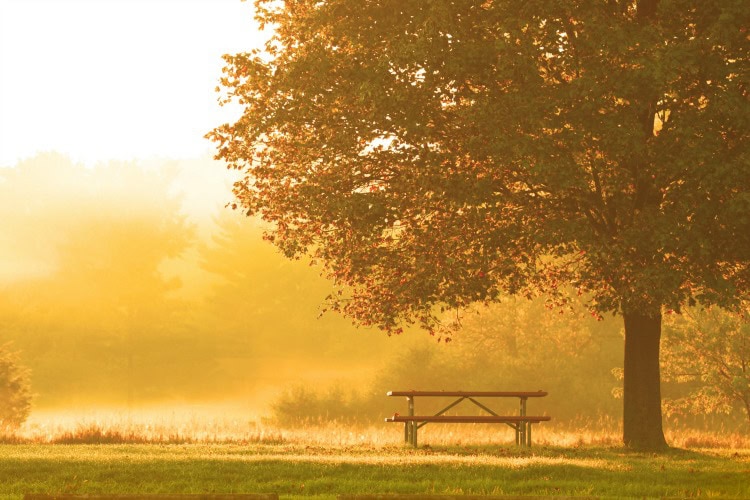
[271,384,377,425]
[0,343,33,429]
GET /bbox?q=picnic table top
[386,390,548,398]
[386,415,552,423]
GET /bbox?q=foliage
[210,0,749,328]
[662,303,750,424]
[0,343,32,429]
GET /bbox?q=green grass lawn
[1,443,748,499]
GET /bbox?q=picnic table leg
[527,423,532,447]
[519,397,527,446]
[407,396,416,447]
[406,422,417,447]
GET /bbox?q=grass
[1,410,748,499]
[1,442,748,499]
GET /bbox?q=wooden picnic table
[385,390,550,447]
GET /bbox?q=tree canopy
[209,0,750,449]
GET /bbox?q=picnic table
[385,390,550,447]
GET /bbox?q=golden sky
[0,0,265,167]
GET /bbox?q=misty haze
[1,0,748,497]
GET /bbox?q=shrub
[270,384,376,425]
[0,342,33,429]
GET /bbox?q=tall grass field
[1,409,748,499]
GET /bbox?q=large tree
[208,0,750,449]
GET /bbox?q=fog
[0,153,415,413]
[1,153,631,426]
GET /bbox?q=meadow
[1,410,749,499]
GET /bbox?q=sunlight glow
[0,0,266,167]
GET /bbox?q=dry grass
[2,405,748,449]
[4,406,281,444]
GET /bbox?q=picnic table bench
[385,390,550,447]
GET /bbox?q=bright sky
[0,0,266,167]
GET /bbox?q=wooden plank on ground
[24,495,278,500]
[339,495,599,500]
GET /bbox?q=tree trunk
[622,311,668,450]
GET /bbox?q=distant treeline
[1,153,747,431]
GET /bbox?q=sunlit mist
[1,1,746,446]
[0,0,265,167]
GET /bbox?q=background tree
[209,0,749,449]
[197,210,401,393]
[375,296,624,421]
[268,296,625,426]
[1,153,407,411]
[0,154,206,406]
[0,343,32,430]
[662,303,750,425]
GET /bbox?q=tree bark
[622,311,668,450]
